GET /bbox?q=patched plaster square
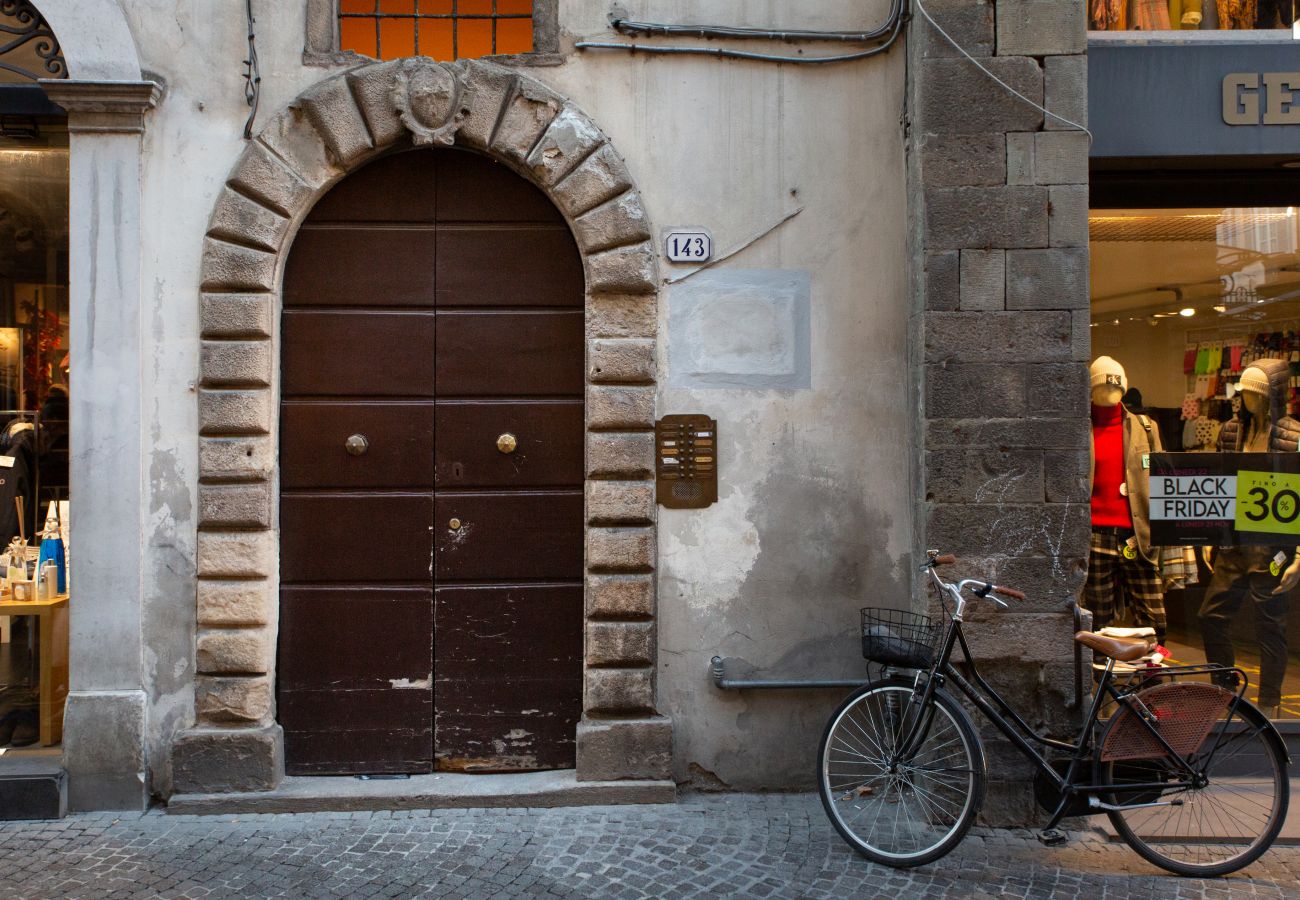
[668,270,811,389]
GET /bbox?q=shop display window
[0,116,69,754]
[1088,0,1296,30]
[1091,205,1300,720]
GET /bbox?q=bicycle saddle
[1073,631,1154,662]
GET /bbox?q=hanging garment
[1184,345,1198,375]
[1133,0,1173,27]
[1090,0,1128,28]
[0,422,36,545]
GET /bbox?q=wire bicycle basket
[861,607,939,669]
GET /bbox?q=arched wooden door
[277,149,585,775]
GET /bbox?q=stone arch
[30,0,143,81]
[178,58,670,792]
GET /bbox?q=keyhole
[452,462,464,479]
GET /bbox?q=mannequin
[1202,360,1300,717]
[1086,356,1167,644]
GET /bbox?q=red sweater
[1091,403,1133,528]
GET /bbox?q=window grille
[339,1,534,61]
[0,0,67,82]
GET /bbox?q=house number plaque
[656,415,718,509]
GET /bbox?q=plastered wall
[76,0,909,794]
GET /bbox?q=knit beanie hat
[1090,356,1127,393]
[1239,366,1270,397]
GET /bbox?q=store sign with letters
[1149,453,1300,545]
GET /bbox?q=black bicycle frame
[897,617,1243,812]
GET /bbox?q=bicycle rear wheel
[818,679,985,867]
[1098,698,1288,877]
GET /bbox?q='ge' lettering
[1223,73,1300,126]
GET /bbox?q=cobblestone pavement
[1,793,1298,898]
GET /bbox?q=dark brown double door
[278,149,585,775]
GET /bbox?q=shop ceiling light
[1281,159,1300,168]
[1179,308,1196,317]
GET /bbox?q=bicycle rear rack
[709,656,864,690]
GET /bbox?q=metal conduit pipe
[710,656,865,691]
[610,16,898,43]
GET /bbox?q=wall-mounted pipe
[710,656,865,691]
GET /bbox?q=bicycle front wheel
[818,679,985,867]
[1098,697,1289,877]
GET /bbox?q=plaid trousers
[1083,529,1166,642]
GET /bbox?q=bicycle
[817,550,1290,876]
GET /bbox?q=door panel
[283,228,437,307]
[435,493,584,582]
[435,312,584,397]
[280,494,434,583]
[279,147,584,776]
[436,227,584,308]
[282,311,436,397]
[434,402,583,488]
[282,403,436,490]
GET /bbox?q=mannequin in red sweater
[1085,356,1166,645]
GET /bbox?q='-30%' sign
[1149,453,1300,546]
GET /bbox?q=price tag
[0,457,14,468]
[1235,469,1300,535]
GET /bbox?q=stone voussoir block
[491,78,563,163]
[227,140,313,219]
[553,143,634,219]
[584,667,654,714]
[587,527,655,572]
[587,293,657,339]
[585,242,658,296]
[576,716,672,781]
[587,385,655,430]
[587,432,654,478]
[199,483,272,529]
[197,530,276,578]
[256,103,340,191]
[346,58,409,149]
[526,103,606,187]
[196,675,274,727]
[207,187,291,254]
[198,579,273,627]
[586,621,654,666]
[201,293,273,339]
[200,238,276,293]
[454,59,517,150]
[199,388,272,435]
[298,75,375,167]
[573,192,652,255]
[589,338,655,383]
[200,340,272,387]
[171,724,284,794]
[586,573,655,618]
[587,480,654,525]
[199,435,273,482]
[196,628,273,675]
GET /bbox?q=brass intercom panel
[656,415,718,509]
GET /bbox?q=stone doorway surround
[172,58,671,794]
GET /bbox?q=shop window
[339,0,537,60]
[1089,0,1296,31]
[0,1,70,755]
[1089,205,1300,722]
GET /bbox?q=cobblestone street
[0,793,1298,898]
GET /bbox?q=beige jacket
[1090,406,1163,564]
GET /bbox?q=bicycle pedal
[1036,829,1068,847]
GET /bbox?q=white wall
[111,0,907,791]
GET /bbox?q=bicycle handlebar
[933,554,957,565]
[994,585,1026,601]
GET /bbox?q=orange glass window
[339,1,534,61]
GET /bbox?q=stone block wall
[907,0,1090,823]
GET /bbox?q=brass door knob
[345,434,369,456]
[448,518,462,530]
[496,432,517,454]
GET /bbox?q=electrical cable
[912,0,1092,142]
[576,0,906,64]
[610,17,896,43]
